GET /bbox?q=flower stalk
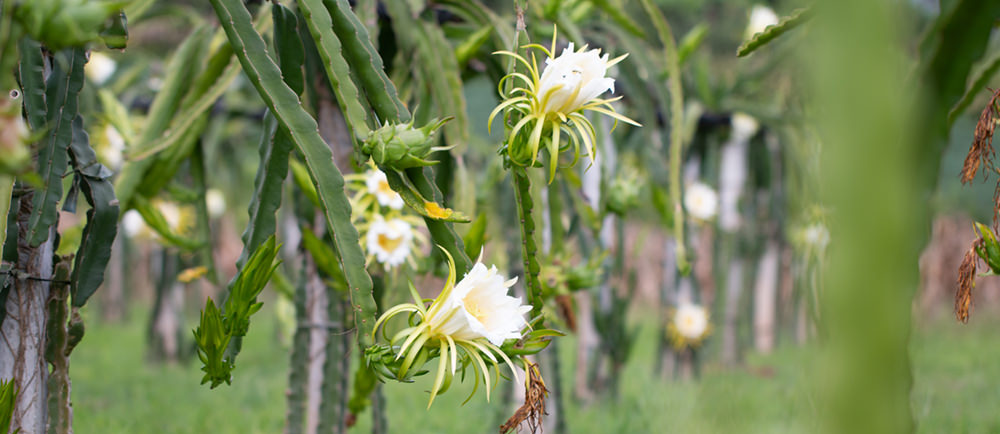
[513,166,545,320]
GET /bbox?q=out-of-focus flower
[206,189,226,219]
[178,266,209,283]
[684,182,718,221]
[85,51,117,85]
[746,5,779,39]
[802,222,830,250]
[490,28,640,179]
[121,209,146,238]
[365,169,404,210]
[372,250,527,407]
[730,113,759,143]
[668,303,711,348]
[97,123,125,169]
[365,215,414,268]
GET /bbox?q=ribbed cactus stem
[284,263,309,434]
[512,167,544,320]
[44,261,72,434]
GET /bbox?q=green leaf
[300,228,346,289]
[131,195,202,250]
[297,0,372,136]
[948,52,1000,126]
[289,158,320,208]
[677,23,708,66]
[233,4,300,270]
[240,112,291,267]
[127,14,274,163]
[455,25,493,68]
[588,0,644,38]
[382,3,467,152]
[67,116,119,307]
[17,38,46,132]
[462,213,488,261]
[650,185,674,229]
[208,0,378,347]
[100,10,128,49]
[115,26,210,210]
[273,4,306,96]
[323,0,410,124]
[27,49,87,247]
[0,377,17,434]
[736,7,812,57]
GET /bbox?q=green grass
[68,307,1000,433]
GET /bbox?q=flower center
[377,179,394,197]
[683,316,695,328]
[377,233,404,252]
[463,296,488,324]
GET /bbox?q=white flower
[803,223,830,249]
[425,263,529,347]
[99,124,125,169]
[673,303,709,340]
[85,52,116,85]
[205,189,226,218]
[537,43,617,115]
[158,201,182,231]
[365,216,413,267]
[746,5,779,39]
[730,113,759,143]
[121,209,146,238]
[684,182,718,221]
[365,169,404,210]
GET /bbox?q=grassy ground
[69,307,1000,433]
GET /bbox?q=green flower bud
[361,118,450,170]
[606,174,640,216]
[975,222,1000,274]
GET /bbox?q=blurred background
[9,0,1000,432]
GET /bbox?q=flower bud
[606,174,640,216]
[975,222,1000,274]
[361,118,450,170]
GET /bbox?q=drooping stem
[640,0,689,275]
[512,166,544,320]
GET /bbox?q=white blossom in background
[426,263,528,347]
[158,201,182,231]
[673,303,710,341]
[99,124,125,169]
[365,169,404,210]
[365,215,414,268]
[746,5,779,39]
[803,222,830,250]
[85,52,117,85]
[121,209,146,238]
[205,189,226,218]
[718,113,759,231]
[684,182,718,221]
[730,112,760,143]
